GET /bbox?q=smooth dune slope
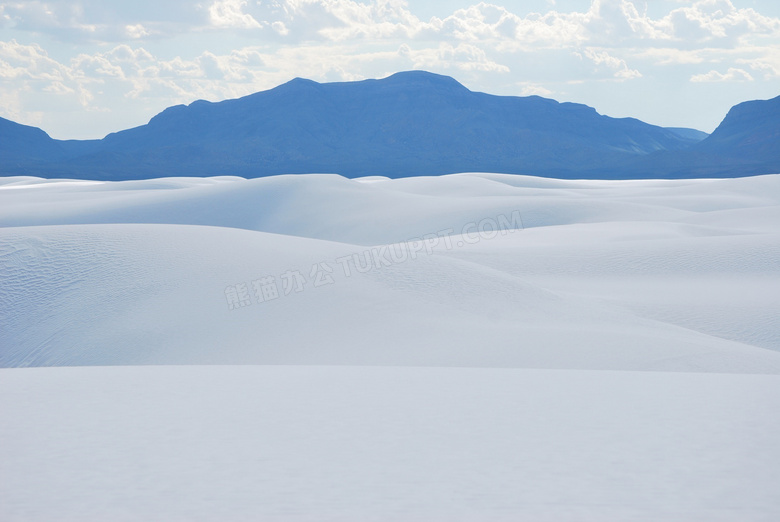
[1,173,779,370]
[2,365,779,522]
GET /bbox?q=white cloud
[583,47,642,79]
[517,82,553,96]
[737,46,780,78]
[208,0,262,29]
[125,24,151,39]
[638,47,706,65]
[744,59,779,78]
[0,39,69,83]
[578,0,671,43]
[660,0,780,48]
[1,0,779,138]
[316,0,423,40]
[271,21,290,36]
[0,0,206,42]
[690,66,754,82]
[398,42,510,73]
[107,45,155,64]
[4,0,779,50]
[71,54,126,80]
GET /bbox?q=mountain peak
[380,70,469,91]
[272,70,469,94]
[699,94,780,154]
[283,77,321,88]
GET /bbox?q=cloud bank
[1,0,778,138]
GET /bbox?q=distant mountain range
[1,71,778,180]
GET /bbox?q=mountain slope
[618,95,780,179]
[0,71,705,180]
[697,95,780,158]
[0,117,65,164]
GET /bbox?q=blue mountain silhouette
[1,71,777,179]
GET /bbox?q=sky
[1,0,779,139]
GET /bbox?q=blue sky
[1,0,779,139]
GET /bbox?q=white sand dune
[1,172,779,521]
[1,173,779,370]
[2,365,779,522]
